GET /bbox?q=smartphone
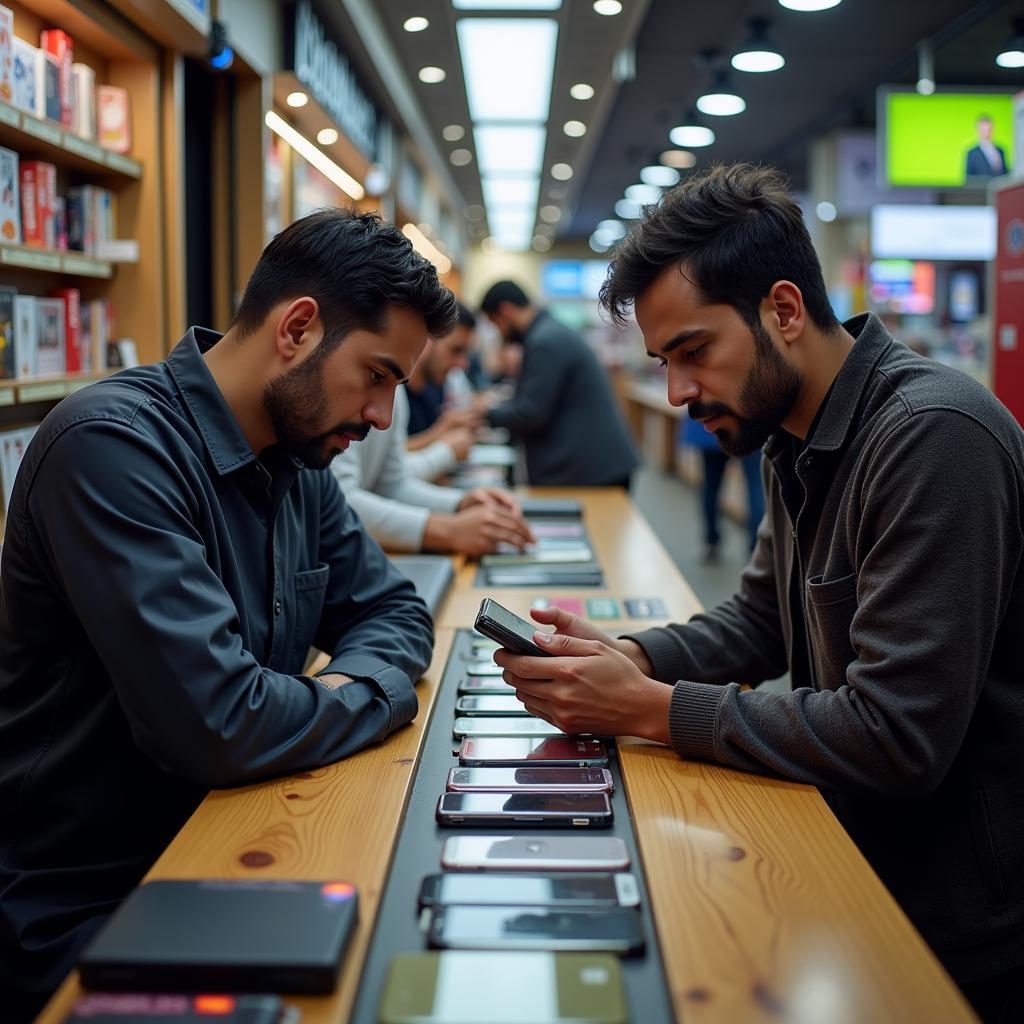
[453,717,564,739]
[465,662,504,676]
[62,995,288,1024]
[378,951,628,1024]
[454,695,530,718]
[416,872,640,910]
[435,793,613,829]
[457,677,517,696]
[440,835,631,872]
[474,598,551,657]
[458,737,610,768]
[446,767,614,794]
[427,905,645,954]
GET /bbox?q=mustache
[687,400,734,422]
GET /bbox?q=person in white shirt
[331,386,532,555]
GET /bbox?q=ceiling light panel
[474,125,547,176]
[453,0,561,8]
[457,19,559,122]
[482,177,540,209]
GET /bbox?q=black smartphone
[61,994,289,1024]
[446,766,614,794]
[457,736,610,767]
[426,905,645,954]
[474,598,551,657]
[416,872,641,909]
[454,694,530,718]
[435,792,613,828]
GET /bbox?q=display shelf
[0,101,142,181]
[0,242,119,278]
[0,371,111,406]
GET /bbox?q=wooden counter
[36,489,976,1024]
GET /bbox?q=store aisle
[631,465,791,695]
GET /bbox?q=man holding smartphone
[495,164,1024,1023]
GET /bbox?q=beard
[262,353,370,470]
[689,320,802,457]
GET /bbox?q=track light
[997,18,1024,68]
[697,70,746,116]
[732,18,785,73]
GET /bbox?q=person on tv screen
[964,114,1006,178]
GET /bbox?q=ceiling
[374,0,1024,248]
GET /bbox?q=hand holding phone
[474,598,552,657]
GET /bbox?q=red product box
[50,286,84,373]
[19,160,57,248]
[39,29,73,129]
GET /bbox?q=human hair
[480,280,530,314]
[456,301,477,329]
[600,163,839,334]
[231,208,459,349]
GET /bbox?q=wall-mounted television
[878,87,1016,188]
[871,205,996,261]
[869,260,935,315]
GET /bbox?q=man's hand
[528,606,654,675]
[424,502,534,555]
[441,426,474,462]
[493,632,671,742]
[458,487,526,518]
[437,407,483,431]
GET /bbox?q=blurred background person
[479,280,638,488]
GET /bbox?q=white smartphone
[440,835,631,872]
[453,717,564,739]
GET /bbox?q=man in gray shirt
[0,210,451,1019]
[495,165,1024,1022]
[480,281,638,487]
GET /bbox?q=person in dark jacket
[0,210,455,1020]
[495,165,1024,1023]
[479,281,639,487]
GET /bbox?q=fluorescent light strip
[402,223,453,275]
[453,0,561,9]
[457,19,558,122]
[482,176,540,209]
[265,111,365,201]
[474,124,547,176]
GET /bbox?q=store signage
[291,0,377,159]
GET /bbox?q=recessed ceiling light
[442,124,466,142]
[625,183,661,205]
[551,162,573,180]
[317,128,338,145]
[533,234,553,251]
[593,0,622,15]
[450,148,473,166]
[539,205,562,223]
[563,120,587,137]
[778,0,840,10]
[589,233,610,253]
[815,201,838,222]
[615,198,641,219]
[286,91,308,108]
[570,83,595,100]
[669,125,715,148]
[548,186,568,200]
[418,66,446,84]
[404,16,429,32]
[641,165,680,188]
[660,149,697,168]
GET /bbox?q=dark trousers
[701,449,765,551]
[960,962,1024,1023]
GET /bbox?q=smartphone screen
[458,678,517,696]
[458,737,610,767]
[474,598,551,657]
[446,767,614,793]
[453,717,564,739]
[428,905,645,954]
[378,950,628,1024]
[454,695,529,717]
[436,792,612,828]
[417,872,640,909]
[440,835,631,872]
[465,662,504,676]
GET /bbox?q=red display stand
[992,176,1024,427]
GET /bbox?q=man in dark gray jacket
[495,165,1024,1022]
[0,211,452,1019]
[479,281,638,486]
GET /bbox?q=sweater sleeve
[405,439,458,481]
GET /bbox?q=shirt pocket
[289,563,330,669]
[805,571,858,689]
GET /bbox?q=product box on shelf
[0,425,36,516]
[12,38,38,114]
[20,160,56,248]
[0,284,15,379]
[0,6,13,106]
[39,29,72,129]
[35,295,64,375]
[71,62,95,140]
[14,293,37,378]
[51,287,84,373]
[83,297,112,371]
[0,144,19,243]
[97,84,130,154]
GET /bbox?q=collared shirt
[0,328,433,997]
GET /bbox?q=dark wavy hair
[600,163,839,334]
[232,209,459,350]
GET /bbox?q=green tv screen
[882,89,1015,187]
